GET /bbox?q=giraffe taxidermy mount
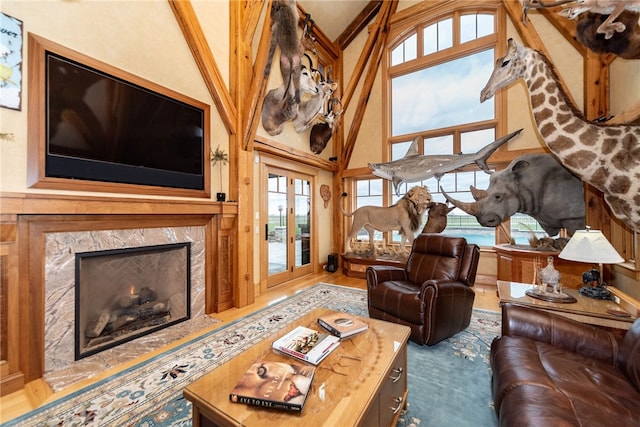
[480,38,640,232]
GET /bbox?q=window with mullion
[388,8,500,246]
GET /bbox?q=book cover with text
[229,359,315,412]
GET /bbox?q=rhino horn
[470,186,488,201]
[440,187,479,216]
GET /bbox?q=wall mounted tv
[28,33,211,198]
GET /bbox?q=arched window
[386,7,501,246]
[382,3,543,246]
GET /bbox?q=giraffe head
[480,38,529,103]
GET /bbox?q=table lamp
[558,227,624,300]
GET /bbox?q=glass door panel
[294,178,311,268]
[264,167,314,287]
[267,173,288,277]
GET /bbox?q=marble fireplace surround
[44,225,208,390]
[1,193,237,392]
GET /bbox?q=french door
[263,166,313,287]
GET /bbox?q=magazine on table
[272,325,340,365]
[229,359,315,412]
[317,312,369,338]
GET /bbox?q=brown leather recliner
[366,234,480,345]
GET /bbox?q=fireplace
[75,243,191,359]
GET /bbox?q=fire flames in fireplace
[75,243,191,359]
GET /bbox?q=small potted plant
[210,145,229,202]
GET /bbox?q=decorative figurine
[539,256,561,294]
[526,255,576,303]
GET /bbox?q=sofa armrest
[501,303,619,364]
[366,265,407,288]
[419,279,474,299]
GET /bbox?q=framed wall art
[0,11,23,110]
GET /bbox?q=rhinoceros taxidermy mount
[442,153,585,236]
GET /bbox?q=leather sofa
[366,234,480,345]
[491,303,640,427]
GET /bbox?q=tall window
[387,6,503,246]
[353,179,384,244]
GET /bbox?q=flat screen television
[28,33,211,197]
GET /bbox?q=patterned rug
[4,283,501,427]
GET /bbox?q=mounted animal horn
[326,66,334,84]
[440,187,480,216]
[301,14,317,55]
[470,185,488,201]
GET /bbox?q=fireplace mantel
[0,192,237,395]
[0,191,238,216]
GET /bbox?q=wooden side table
[497,280,636,330]
[494,244,592,288]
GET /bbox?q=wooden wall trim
[254,136,339,172]
[6,212,233,384]
[0,192,238,216]
[169,0,237,135]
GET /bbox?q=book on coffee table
[272,325,340,365]
[318,312,368,338]
[229,359,315,412]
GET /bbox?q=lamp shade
[558,229,624,264]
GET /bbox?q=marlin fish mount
[369,129,523,195]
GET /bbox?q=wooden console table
[494,244,592,289]
[341,253,407,279]
[497,280,636,330]
[184,307,411,427]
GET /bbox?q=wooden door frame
[259,155,318,293]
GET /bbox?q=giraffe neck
[520,48,640,232]
[520,49,602,180]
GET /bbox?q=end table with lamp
[558,227,625,300]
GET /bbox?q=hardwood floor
[0,272,499,423]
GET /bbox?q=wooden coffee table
[497,280,637,330]
[184,307,411,427]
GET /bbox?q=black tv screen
[45,52,206,191]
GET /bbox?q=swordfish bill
[369,128,523,195]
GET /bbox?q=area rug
[4,283,500,427]
[398,309,500,427]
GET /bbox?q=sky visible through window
[391,49,495,136]
[356,10,549,246]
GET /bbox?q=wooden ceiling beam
[341,1,395,114]
[243,0,264,42]
[241,0,274,152]
[168,0,237,135]
[534,6,587,55]
[342,1,398,168]
[336,1,384,50]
